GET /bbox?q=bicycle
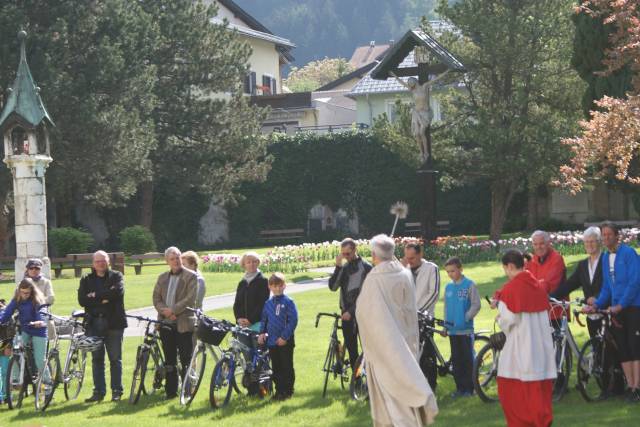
[349,352,368,401]
[5,319,55,410]
[576,307,626,402]
[180,307,222,406]
[209,320,272,408]
[315,312,350,398]
[37,311,91,409]
[549,297,583,402]
[473,298,503,403]
[418,312,489,379]
[127,314,172,404]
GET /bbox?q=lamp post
[1,31,55,280]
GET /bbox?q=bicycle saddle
[71,309,85,318]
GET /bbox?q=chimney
[389,39,395,47]
[369,40,375,47]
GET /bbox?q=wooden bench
[128,252,165,275]
[404,221,451,236]
[51,252,125,279]
[259,228,305,241]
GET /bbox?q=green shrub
[119,225,156,255]
[48,227,94,257]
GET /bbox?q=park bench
[128,252,165,275]
[51,252,125,278]
[258,228,305,241]
[404,221,451,237]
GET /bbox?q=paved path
[124,267,333,337]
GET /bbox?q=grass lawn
[0,265,326,316]
[2,255,639,426]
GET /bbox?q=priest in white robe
[356,234,438,427]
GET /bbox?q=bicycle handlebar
[315,312,340,328]
[125,314,171,326]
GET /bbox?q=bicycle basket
[196,316,228,346]
[0,319,15,343]
[489,331,506,350]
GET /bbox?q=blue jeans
[91,329,124,396]
[0,354,9,401]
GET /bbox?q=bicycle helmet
[75,335,104,352]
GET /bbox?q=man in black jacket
[551,226,624,395]
[328,238,372,372]
[78,250,127,402]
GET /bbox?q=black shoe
[85,394,104,403]
[111,393,123,402]
[625,389,640,403]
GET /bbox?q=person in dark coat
[328,238,372,372]
[78,251,127,402]
[233,251,269,396]
[553,226,624,396]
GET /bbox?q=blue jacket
[260,294,298,347]
[0,299,47,338]
[444,277,478,335]
[596,244,640,309]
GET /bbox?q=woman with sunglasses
[24,259,55,340]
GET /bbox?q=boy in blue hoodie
[258,273,298,400]
[443,257,481,398]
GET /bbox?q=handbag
[489,331,506,350]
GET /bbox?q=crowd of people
[0,221,638,427]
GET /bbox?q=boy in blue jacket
[0,299,10,404]
[443,257,481,398]
[258,273,298,400]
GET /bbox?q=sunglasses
[28,266,41,270]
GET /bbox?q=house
[208,0,295,96]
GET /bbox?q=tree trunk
[490,182,518,241]
[140,180,153,229]
[526,187,537,230]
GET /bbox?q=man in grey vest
[402,242,441,391]
[328,238,372,372]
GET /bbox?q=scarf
[243,269,261,284]
[495,270,549,313]
[24,272,42,282]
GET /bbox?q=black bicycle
[127,314,171,404]
[576,308,626,402]
[315,312,350,398]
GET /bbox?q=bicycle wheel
[577,338,607,402]
[143,349,163,396]
[552,341,572,402]
[210,357,233,408]
[36,353,61,411]
[321,342,335,398]
[63,347,86,400]
[473,335,490,358]
[129,348,148,404]
[473,343,499,403]
[181,345,206,406]
[350,354,368,401]
[6,355,26,410]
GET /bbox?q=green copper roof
[0,31,54,129]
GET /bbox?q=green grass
[2,255,639,425]
[0,266,326,316]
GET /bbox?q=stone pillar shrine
[1,31,55,280]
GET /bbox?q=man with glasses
[78,251,127,402]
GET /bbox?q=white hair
[240,251,261,268]
[164,246,181,258]
[583,226,602,242]
[93,250,110,264]
[370,234,395,261]
[531,230,550,243]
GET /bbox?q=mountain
[234,0,437,67]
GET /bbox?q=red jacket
[526,248,566,320]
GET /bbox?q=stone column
[5,154,52,281]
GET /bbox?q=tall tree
[571,0,633,116]
[137,0,269,228]
[434,0,584,239]
[559,1,640,193]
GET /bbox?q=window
[244,71,257,95]
[261,75,276,95]
[11,126,28,154]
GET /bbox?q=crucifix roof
[370,28,465,80]
[0,31,54,130]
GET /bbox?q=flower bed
[202,229,640,272]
